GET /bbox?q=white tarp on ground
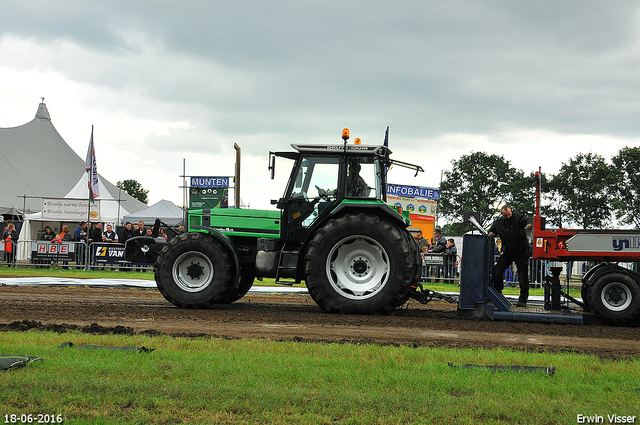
[0,278,311,294]
[123,200,184,227]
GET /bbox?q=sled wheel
[580,283,590,310]
[305,213,415,314]
[214,269,256,304]
[154,232,232,308]
[587,272,640,323]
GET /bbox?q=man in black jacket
[488,205,532,307]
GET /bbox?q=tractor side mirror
[269,154,276,180]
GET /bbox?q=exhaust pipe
[234,143,241,208]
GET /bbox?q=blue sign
[387,184,440,200]
[190,177,230,188]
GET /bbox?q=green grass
[1,331,638,424]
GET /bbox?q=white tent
[4,102,149,261]
[64,174,133,224]
[123,200,185,227]
[0,102,147,217]
[16,174,144,261]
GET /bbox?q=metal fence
[420,252,638,287]
[421,253,459,283]
[1,239,152,271]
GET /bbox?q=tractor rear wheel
[304,213,415,314]
[154,232,232,308]
[586,272,640,323]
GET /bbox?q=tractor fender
[582,263,640,287]
[328,202,408,228]
[190,226,241,287]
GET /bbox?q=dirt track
[1,285,639,359]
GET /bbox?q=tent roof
[0,102,147,216]
[123,199,184,226]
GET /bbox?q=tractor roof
[290,144,392,157]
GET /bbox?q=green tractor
[126,130,425,314]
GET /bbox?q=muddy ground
[1,285,639,359]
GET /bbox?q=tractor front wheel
[155,232,232,308]
[305,213,415,314]
[214,269,256,304]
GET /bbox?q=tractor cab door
[281,155,341,241]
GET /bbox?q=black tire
[154,232,233,308]
[213,269,255,304]
[580,284,590,310]
[304,213,416,314]
[586,272,640,323]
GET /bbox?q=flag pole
[85,125,96,270]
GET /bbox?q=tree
[439,152,530,233]
[552,152,613,229]
[610,146,640,229]
[116,179,149,205]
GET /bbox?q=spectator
[118,222,134,245]
[443,238,457,283]
[428,229,447,279]
[159,228,168,240]
[146,228,153,236]
[429,229,447,253]
[38,225,56,267]
[2,220,12,234]
[2,222,19,267]
[134,221,146,237]
[89,222,103,244]
[102,225,118,242]
[118,222,134,271]
[414,230,430,253]
[74,221,87,266]
[53,225,72,269]
[40,225,56,241]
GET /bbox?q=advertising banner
[387,184,440,200]
[31,242,75,262]
[189,176,230,209]
[92,243,128,265]
[41,198,100,221]
[387,183,439,221]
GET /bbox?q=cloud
[1,1,640,209]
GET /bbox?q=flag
[85,126,100,203]
[383,126,389,147]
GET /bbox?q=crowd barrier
[1,239,152,271]
[421,253,459,283]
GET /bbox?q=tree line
[438,147,640,235]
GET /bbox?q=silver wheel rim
[326,235,389,300]
[601,282,632,312]
[173,251,214,292]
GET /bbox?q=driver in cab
[346,159,369,198]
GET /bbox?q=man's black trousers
[492,251,529,303]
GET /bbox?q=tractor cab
[270,131,422,244]
[271,144,391,242]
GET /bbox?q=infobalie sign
[387,184,440,201]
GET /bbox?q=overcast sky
[1,1,639,210]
